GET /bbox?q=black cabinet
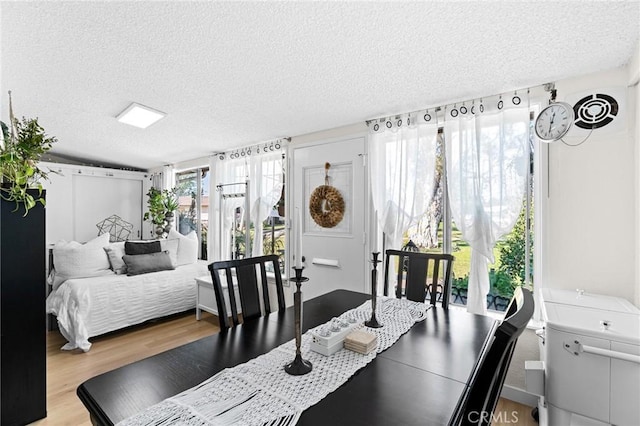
[1,191,47,425]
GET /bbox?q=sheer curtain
[248,150,284,257]
[444,95,529,314]
[150,165,175,190]
[210,141,285,261]
[211,156,246,261]
[369,112,439,250]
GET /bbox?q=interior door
[292,136,367,300]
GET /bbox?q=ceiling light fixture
[116,102,166,129]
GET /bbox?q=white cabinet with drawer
[195,275,241,320]
[195,274,292,320]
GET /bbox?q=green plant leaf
[0,117,56,215]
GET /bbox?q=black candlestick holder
[285,267,313,375]
[365,252,383,328]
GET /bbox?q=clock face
[535,102,575,142]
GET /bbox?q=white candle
[372,211,378,252]
[294,207,303,268]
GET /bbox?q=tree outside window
[405,132,533,312]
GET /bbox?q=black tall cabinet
[0,190,47,425]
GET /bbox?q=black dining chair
[448,287,535,426]
[208,255,286,330]
[383,249,454,308]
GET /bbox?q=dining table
[77,289,497,425]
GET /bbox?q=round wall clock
[534,102,575,142]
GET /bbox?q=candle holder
[285,267,313,375]
[365,252,383,328]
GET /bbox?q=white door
[292,136,367,300]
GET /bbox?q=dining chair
[383,249,454,308]
[448,287,535,426]
[208,255,286,330]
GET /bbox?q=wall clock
[534,102,575,142]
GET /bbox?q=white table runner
[117,297,429,426]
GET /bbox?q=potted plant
[144,187,167,237]
[143,187,178,238]
[0,94,52,423]
[162,190,179,234]
[0,117,57,215]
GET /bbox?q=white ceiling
[1,1,639,170]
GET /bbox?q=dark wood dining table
[77,290,496,425]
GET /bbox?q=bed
[46,230,210,352]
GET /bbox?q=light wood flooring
[31,311,220,426]
[32,311,536,426]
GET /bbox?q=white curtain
[150,165,175,190]
[369,112,439,250]
[211,156,247,261]
[162,165,175,190]
[150,173,162,190]
[444,95,529,314]
[248,151,284,257]
[208,160,217,261]
[210,142,285,261]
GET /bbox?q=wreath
[309,163,345,228]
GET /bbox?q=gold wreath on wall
[309,162,345,228]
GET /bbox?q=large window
[405,127,534,312]
[220,166,286,272]
[175,168,209,259]
[212,145,286,273]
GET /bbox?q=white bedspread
[46,260,210,352]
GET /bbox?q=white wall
[542,67,637,303]
[291,123,367,145]
[631,41,640,307]
[148,157,211,176]
[40,162,150,244]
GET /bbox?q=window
[223,180,285,271]
[175,168,209,259]
[262,184,285,271]
[406,125,534,312]
[212,145,286,272]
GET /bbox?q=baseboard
[501,384,539,407]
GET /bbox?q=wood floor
[31,311,536,426]
[494,399,538,426]
[31,311,220,426]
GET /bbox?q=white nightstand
[195,274,243,320]
[195,275,217,320]
[195,273,292,320]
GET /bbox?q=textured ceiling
[1,1,639,170]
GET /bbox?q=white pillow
[168,229,198,266]
[52,233,113,289]
[104,241,127,274]
[160,238,179,267]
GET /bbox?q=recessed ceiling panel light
[116,102,166,128]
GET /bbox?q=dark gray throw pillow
[123,251,175,276]
[124,240,161,255]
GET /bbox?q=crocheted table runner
[117,297,429,426]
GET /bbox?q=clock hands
[548,110,556,135]
[535,102,574,142]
